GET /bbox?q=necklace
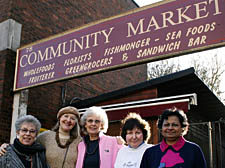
[86,140,99,155]
[12,146,32,161]
[55,130,72,148]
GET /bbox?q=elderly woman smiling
[75,106,123,168]
[0,115,49,168]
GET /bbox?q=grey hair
[80,106,108,134]
[15,115,41,134]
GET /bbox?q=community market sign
[14,0,225,91]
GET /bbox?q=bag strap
[62,145,70,168]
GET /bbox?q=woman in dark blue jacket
[140,107,207,168]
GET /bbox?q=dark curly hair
[157,107,189,135]
[121,113,151,143]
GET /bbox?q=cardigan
[140,136,207,168]
[37,130,82,168]
[0,145,49,168]
[76,133,123,168]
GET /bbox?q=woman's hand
[116,136,125,145]
[0,143,9,156]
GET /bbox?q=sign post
[14,0,225,91]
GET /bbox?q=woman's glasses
[20,129,36,134]
[87,119,101,124]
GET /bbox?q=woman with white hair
[75,106,123,168]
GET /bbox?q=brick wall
[0,0,11,22]
[6,0,138,46]
[0,50,16,143]
[98,89,157,106]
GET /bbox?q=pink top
[160,136,186,152]
[76,133,123,168]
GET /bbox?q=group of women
[0,106,207,168]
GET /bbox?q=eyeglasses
[163,123,180,128]
[20,129,37,134]
[87,119,101,124]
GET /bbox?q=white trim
[105,98,190,112]
[78,93,197,114]
[10,93,20,143]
